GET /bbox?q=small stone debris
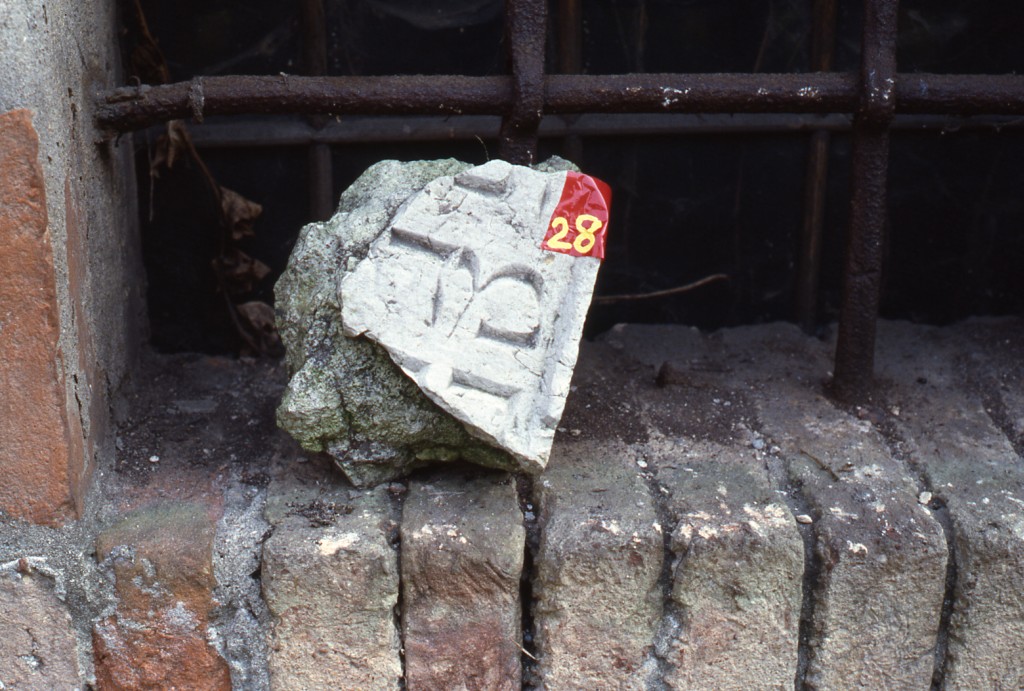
[796,514,813,524]
[918,491,932,506]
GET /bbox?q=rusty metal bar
[548,73,855,112]
[832,0,899,402]
[95,73,1024,134]
[498,0,547,164]
[178,112,1022,148]
[299,0,327,77]
[796,0,839,332]
[300,0,334,221]
[557,0,581,74]
[307,143,333,218]
[797,130,830,330]
[896,74,1024,113]
[557,0,583,163]
[97,76,510,132]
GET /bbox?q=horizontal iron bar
[97,73,1024,133]
[175,113,1024,148]
[99,75,508,132]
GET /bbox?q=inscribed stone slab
[340,160,601,469]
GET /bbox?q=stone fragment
[262,480,401,689]
[276,157,589,484]
[533,440,663,689]
[401,470,524,690]
[653,439,803,689]
[0,565,81,689]
[0,109,83,525]
[277,159,507,485]
[342,160,601,469]
[877,320,1024,689]
[92,501,232,690]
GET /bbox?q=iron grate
[100,0,1024,401]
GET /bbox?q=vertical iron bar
[832,0,898,401]
[796,130,830,330]
[557,0,581,74]
[301,0,334,221]
[557,0,583,163]
[499,0,547,164]
[307,144,333,219]
[300,0,327,76]
[796,0,838,332]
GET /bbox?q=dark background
[127,0,1024,353]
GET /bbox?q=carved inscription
[340,160,602,468]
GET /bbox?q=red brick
[0,567,81,687]
[92,501,232,690]
[533,442,664,689]
[262,482,403,688]
[401,472,525,690]
[0,109,83,525]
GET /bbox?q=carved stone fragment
[341,159,600,469]
[276,157,599,484]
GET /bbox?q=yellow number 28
[546,214,604,255]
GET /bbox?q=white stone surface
[340,160,601,470]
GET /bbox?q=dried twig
[515,640,539,662]
[133,1,276,355]
[594,273,729,305]
[798,447,840,482]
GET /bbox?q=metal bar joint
[857,0,898,130]
[499,0,547,164]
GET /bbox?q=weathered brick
[92,501,231,690]
[0,109,84,525]
[653,439,803,689]
[401,470,524,690]
[879,320,1024,688]
[262,481,402,689]
[613,322,949,687]
[0,564,81,688]
[608,324,802,688]
[533,440,663,689]
[715,324,948,689]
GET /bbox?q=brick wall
[0,0,143,525]
[2,323,1023,688]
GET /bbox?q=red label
[541,172,612,260]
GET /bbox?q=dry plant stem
[128,0,170,84]
[515,640,539,662]
[155,121,264,354]
[594,273,730,304]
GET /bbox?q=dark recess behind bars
[126,0,1024,355]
